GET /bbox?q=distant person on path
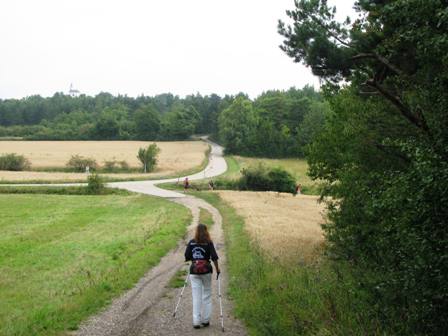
[184,224,220,329]
[208,180,215,190]
[184,177,190,192]
[295,183,302,196]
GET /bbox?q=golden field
[218,191,326,263]
[0,141,208,181]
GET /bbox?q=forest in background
[0,86,327,158]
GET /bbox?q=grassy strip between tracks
[192,191,388,335]
[0,194,191,336]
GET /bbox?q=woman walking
[184,223,220,329]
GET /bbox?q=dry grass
[218,191,326,263]
[0,141,208,181]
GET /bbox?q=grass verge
[0,194,191,336]
[192,191,386,335]
[0,186,131,195]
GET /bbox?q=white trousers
[190,273,212,325]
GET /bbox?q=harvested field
[0,141,208,181]
[0,194,190,336]
[218,191,326,263]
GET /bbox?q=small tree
[137,143,160,173]
[86,173,104,194]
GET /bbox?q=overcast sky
[0,0,356,99]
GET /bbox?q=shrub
[238,164,270,191]
[119,160,129,170]
[66,155,97,172]
[0,153,31,171]
[102,159,130,172]
[239,164,296,194]
[267,167,297,194]
[103,160,117,172]
[86,174,104,194]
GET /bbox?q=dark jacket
[184,239,219,274]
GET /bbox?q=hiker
[295,183,302,195]
[184,177,190,192]
[208,179,215,190]
[184,224,220,329]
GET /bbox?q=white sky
[0,0,356,99]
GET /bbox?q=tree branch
[366,80,430,134]
[373,142,411,164]
[352,53,405,76]
[308,15,352,48]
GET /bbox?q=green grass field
[0,194,191,336]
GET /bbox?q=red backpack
[191,260,211,274]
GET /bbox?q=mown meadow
[0,194,191,336]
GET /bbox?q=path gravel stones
[75,141,247,335]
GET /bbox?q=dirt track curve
[74,141,247,335]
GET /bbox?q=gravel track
[75,141,247,335]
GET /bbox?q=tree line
[279,0,448,334]
[0,92,226,141]
[0,87,327,158]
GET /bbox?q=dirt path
[75,197,246,336]
[75,141,247,335]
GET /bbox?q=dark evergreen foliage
[280,0,448,333]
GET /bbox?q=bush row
[66,155,137,173]
[0,153,135,173]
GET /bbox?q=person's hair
[194,223,212,244]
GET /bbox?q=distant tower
[69,83,80,97]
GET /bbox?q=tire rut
[75,195,246,336]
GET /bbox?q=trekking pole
[217,272,224,332]
[173,272,189,318]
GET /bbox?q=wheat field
[218,191,326,263]
[0,141,208,181]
